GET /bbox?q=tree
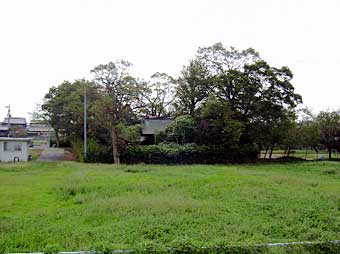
[197,42,260,73]
[175,59,211,117]
[139,72,175,117]
[195,43,302,149]
[297,108,320,154]
[316,110,340,159]
[194,99,242,148]
[208,61,301,152]
[177,44,302,158]
[281,122,301,157]
[213,61,302,121]
[42,79,97,147]
[253,113,296,159]
[91,60,143,164]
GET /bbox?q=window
[14,143,22,151]
[4,142,9,151]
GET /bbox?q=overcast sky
[0,0,339,121]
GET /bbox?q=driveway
[37,148,65,162]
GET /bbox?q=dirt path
[37,148,65,162]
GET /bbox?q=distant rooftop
[30,120,48,125]
[3,117,27,125]
[28,126,53,133]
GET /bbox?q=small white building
[0,137,31,162]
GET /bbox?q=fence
[260,148,340,160]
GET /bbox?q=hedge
[84,143,259,164]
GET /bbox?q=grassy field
[0,161,340,253]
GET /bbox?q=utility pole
[5,105,11,137]
[83,85,87,160]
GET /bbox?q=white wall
[0,141,29,162]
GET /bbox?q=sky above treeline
[0,0,339,121]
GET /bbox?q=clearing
[0,161,340,252]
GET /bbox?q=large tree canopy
[194,43,302,147]
[41,80,98,147]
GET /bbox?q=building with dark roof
[2,117,27,129]
[27,122,54,137]
[141,118,174,144]
[0,126,9,137]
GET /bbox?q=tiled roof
[3,117,27,125]
[28,126,53,132]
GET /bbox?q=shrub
[84,145,113,163]
[83,141,259,164]
[156,115,196,145]
[120,143,258,164]
[71,138,114,163]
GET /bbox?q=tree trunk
[269,147,274,159]
[264,147,268,159]
[111,126,120,164]
[55,129,60,148]
[287,147,291,158]
[328,147,332,160]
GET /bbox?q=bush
[239,143,259,162]
[71,138,114,163]
[82,141,259,164]
[84,146,113,163]
[120,143,258,164]
[155,115,196,145]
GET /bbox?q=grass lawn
[0,161,340,253]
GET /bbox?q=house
[3,117,27,137]
[2,117,27,129]
[0,137,31,162]
[141,118,174,144]
[27,121,53,137]
[27,121,54,147]
[1,117,27,137]
[0,125,9,137]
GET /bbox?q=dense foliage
[37,42,340,163]
[123,143,258,164]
